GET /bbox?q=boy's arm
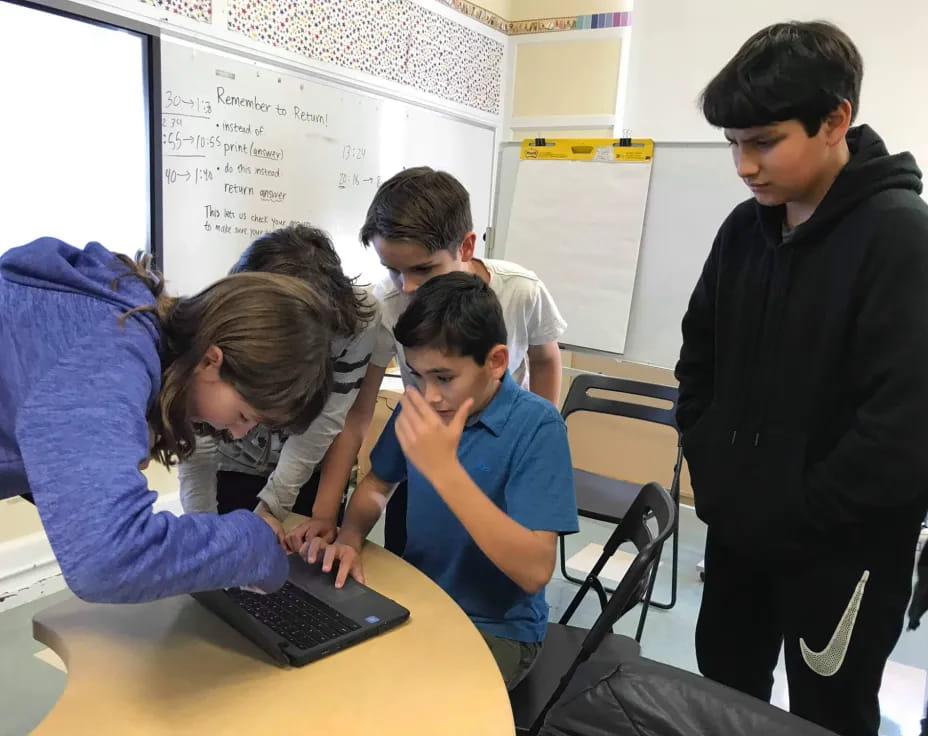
[177,434,220,513]
[335,400,405,548]
[256,387,356,521]
[525,277,566,406]
[285,363,387,549]
[301,470,396,589]
[527,341,563,406]
[423,463,558,593]
[675,231,720,433]
[396,389,577,594]
[303,404,407,588]
[333,470,394,551]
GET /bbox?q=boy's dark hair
[231,224,374,336]
[701,21,863,136]
[359,167,473,255]
[394,272,507,365]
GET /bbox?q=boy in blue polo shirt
[303,272,577,688]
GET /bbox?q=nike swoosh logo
[800,570,869,677]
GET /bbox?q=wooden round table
[32,541,514,735]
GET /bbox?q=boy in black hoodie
[677,21,928,736]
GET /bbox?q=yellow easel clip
[520,137,654,162]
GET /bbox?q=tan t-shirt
[372,258,566,389]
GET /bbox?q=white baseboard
[0,492,184,612]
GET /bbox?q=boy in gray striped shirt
[179,226,389,546]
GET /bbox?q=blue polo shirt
[370,373,578,643]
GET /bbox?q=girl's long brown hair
[115,254,333,467]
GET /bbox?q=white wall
[624,0,928,174]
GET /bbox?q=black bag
[540,656,838,736]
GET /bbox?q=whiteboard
[160,39,495,296]
[0,1,150,258]
[623,143,749,368]
[498,154,653,355]
[492,141,749,368]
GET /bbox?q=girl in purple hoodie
[0,237,333,602]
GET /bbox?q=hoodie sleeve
[15,316,288,603]
[675,230,720,433]
[256,375,356,520]
[804,207,928,526]
[177,434,220,514]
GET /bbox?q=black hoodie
[676,125,928,561]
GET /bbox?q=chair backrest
[561,373,683,497]
[528,482,676,735]
[561,374,680,430]
[582,482,676,653]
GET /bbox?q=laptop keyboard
[227,582,362,650]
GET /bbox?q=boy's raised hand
[395,387,473,484]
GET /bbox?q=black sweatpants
[697,530,917,736]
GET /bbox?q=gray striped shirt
[179,289,385,520]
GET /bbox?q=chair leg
[634,544,662,642]
[563,525,678,602]
[648,513,680,610]
[560,531,592,587]
[559,567,610,626]
[633,521,678,641]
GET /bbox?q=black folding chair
[558,374,682,640]
[511,482,676,735]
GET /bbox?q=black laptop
[193,553,410,667]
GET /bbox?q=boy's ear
[458,232,478,262]
[195,345,224,377]
[823,99,853,145]
[487,344,509,379]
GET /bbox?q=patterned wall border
[434,0,509,32]
[137,0,623,112]
[511,11,631,34]
[138,0,211,23]
[434,1,631,35]
[225,0,504,114]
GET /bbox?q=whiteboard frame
[13,0,165,267]
[487,141,520,258]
